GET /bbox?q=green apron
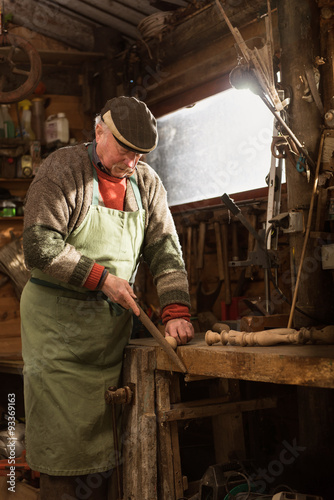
[20,147,145,475]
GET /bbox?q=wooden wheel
[0,33,42,103]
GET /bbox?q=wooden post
[278,7,334,496]
[155,371,176,500]
[155,371,186,500]
[277,0,333,326]
[122,346,157,500]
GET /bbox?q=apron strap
[129,175,143,211]
[30,277,126,315]
[87,143,100,206]
[30,277,99,296]
[30,277,69,291]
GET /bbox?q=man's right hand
[101,273,140,316]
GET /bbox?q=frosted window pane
[148,88,274,206]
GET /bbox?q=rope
[138,11,173,40]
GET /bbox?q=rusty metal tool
[221,221,232,306]
[213,220,224,281]
[137,304,187,373]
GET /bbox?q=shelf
[0,177,32,182]
[0,47,105,66]
[0,178,32,196]
[0,216,24,220]
[0,139,29,147]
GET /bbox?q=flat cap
[101,96,158,154]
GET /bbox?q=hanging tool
[221,193,279,313]
[213,220,224,281]
[195,210,213,271]
[221,220,232,306]
[137,304,187,373]
[221,194,267,254]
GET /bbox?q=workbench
[1,332,333,382]
[127,333,334,388]
[1,334,333,499]
[121,333,334,500]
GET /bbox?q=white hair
[94,114,109,131]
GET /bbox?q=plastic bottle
[18,100,36,140]
[1,105,15,139]
[0,200,16,217]
[56,113,69,143]
[45,112,69,144]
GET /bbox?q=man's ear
[95,123,103,141]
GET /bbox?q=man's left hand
[165,318,194,345]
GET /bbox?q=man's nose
[124,153,139,168]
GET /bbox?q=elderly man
[21,96,194,499]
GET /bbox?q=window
[149,88,275,206]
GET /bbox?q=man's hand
[165,318,194,345]
[101,273,140,316]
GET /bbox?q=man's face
[95,123,142,178]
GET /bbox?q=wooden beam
[0,47,105,66]
[144,11,279,109]
[4,0,95,51]
[157,396,277,422]
[52,0,141,39]
[121,0,159,16]
[79,0,144,26]
[155,1,270,67]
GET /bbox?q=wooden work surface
[128,333,334,389]
[1,333,334,388]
